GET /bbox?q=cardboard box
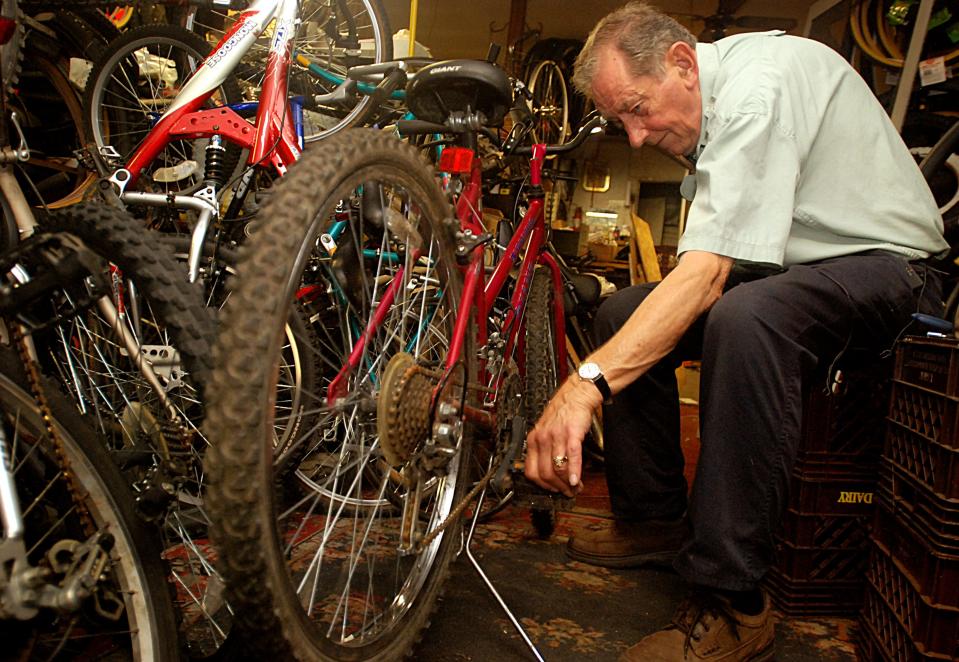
[589,242,619,261]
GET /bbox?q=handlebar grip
[395,119,452,136]
[912,312,954,332]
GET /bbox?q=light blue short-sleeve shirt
[677,32,947,267]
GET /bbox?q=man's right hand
[524,377,601,497]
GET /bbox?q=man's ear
[668,41,698,83]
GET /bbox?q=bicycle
[2,6,260,657]
[0,6,183,658]
[0,334,181,661]
[80,0,396,282]
[200,55,604,659]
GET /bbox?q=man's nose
[626,124,649,148]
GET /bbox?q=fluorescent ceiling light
[585,210,619,219]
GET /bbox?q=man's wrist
[577,361,613,405]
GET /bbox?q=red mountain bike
[201,58,603,660]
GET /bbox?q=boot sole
[565,545,678,569]
[748,639,776,662]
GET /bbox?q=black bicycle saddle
[405,59,513,126]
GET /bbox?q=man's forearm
[588,251,733,394]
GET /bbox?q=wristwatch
[577,361,613,405]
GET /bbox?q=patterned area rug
[416,486,859,661]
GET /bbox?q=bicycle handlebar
[395,111,605,155]
[346,60,408,82]
[512,112,606,156]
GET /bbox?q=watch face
[579,362,601,381]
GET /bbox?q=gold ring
[552,455,569,469]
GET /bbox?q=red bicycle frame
[121,0,303,186]
[451,142,568,392]
[327,141,569,418]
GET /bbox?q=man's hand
[525,378,602,497]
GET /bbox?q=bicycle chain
[12,324,95,536]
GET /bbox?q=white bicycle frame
[104,0,302,281]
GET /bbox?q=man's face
[591,44,702,156]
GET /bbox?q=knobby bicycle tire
[0,349,180,661]
[524,266,560,425]
[204,129,472,660]
[38,203,216,388]
[83,23,243,196]
[34,204,237,659]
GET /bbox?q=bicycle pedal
[509,472,575,511]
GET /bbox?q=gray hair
[572,1,696,97]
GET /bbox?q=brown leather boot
[566,515,688,568]
[620,591,775,661]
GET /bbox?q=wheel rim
[529,60,569,149]
[261,171,465,650]
[0,371,168,660]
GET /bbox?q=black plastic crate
[763,567,863,616]
[866,542,959,659]
[787,469,880,517]
[772,537,868,583]
[884,419,959,500]
[894,336,959,398]
[887,380,959,451]
[859,596,955,662]
[798,365,890,461]
[778,507,871,549]
[879,460,959,543]
[871,497,959,606]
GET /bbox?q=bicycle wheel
[34,204,235,659]
[0,349,179,661]
[83,24,242,196]
[188,0,392,143]
[527,59,569,149]
[12,8,120,208]
[522,267,562,537]
[204,129,471,660]
[163,235,322,482]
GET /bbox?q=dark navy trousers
[593,252,943,591]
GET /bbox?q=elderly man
[524,2,947,660]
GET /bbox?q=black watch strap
[578,362,613,405]
[591,374,613,405]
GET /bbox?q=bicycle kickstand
[464,422,547,661]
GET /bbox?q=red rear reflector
[438,147,474,174]
[0,18,15,46]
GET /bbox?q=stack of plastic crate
[860,336,959,662]
[763,355,891,616]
